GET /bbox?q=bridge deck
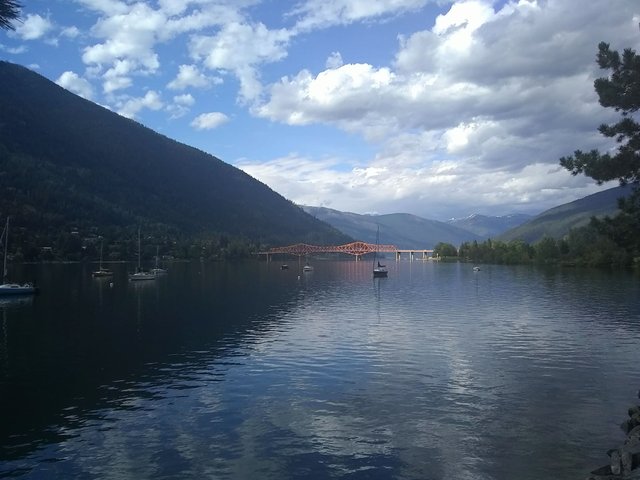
[258,242,434,259]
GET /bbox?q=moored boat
[128,228,156,282]
[150,246,167,275]
[92,237,114,277]
[0,217,38,295]
[373,225,388,278]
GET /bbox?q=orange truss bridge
[259,242,434,260]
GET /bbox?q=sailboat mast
[99,237,104,270]
[2,217,9,283]
[373,224,379,267]
[137,228,141,271]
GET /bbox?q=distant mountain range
[0,61,349,249]
[303,206,482,248]
[304,185,631,248]
[447,213,533,238]
[498,185,633,243]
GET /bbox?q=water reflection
[0,262,639,479]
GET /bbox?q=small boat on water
[150,246,167,275]
[0,217,38,295]
[280,264,289,270]
[129,271,156,281]
[129,228,156,282]
[473,266,481,272]
[0,282,38,295]
[303,264,313,272]
[92,237,113,277]
[373,261,388,278]
[373,225,388,278]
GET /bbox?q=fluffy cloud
[0,44,27,54]
[116,90,163,118]
[189,21,292,102]
[56,71,95,100]
[14,14,53,40]
[191,112,230,130]
[238,152,608,219]
[290,0,429,31]
[248,0,637,218]
[174,93,195,106]
[167,93,195,118]
[256,63,398,133]
[167,64,218,90]
[82,3,163,73]
[60,26,81,39]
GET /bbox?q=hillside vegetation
[498,185,632,243]
[0,61,350,260]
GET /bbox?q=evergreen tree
[0,0,21,30]
[560,42,640,185]
[559,41,640,265]
[433,242,457,258]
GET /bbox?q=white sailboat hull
[0,283,38,295]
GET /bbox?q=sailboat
[150,246,167,275]
[128,228,156,281]
[373,225,388,278]
[0,217,38,295]
[92,237,113,277]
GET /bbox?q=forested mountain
[498,185,633,243]
[302,206,481,248]
[0,61,349,260]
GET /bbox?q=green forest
[434,202,639,268]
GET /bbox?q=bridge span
[258,241,434,261]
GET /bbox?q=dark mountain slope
[498,185,633,243]
[0,61,349,247]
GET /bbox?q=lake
[0,260,639,479]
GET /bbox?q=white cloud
[256,63,397,133]
[246,0,639,219]
[81,2,166,94]
[14,14,53,40]
[174,93,195,106]
[325,51,343,69]
[56,71,95,100]
[290,0,429,31]
[103,75,132,93]
[238,151,612,220]
[67,2,288,108]
[0,44,27,54]
[167,64,217,90]
[60,26,81,39]
[75,0,130,17]
[189,21,292,102]
[191,112,230,130]
[116,90,163,119]
[167,93,195,118]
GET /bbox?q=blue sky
[1,0,639,220]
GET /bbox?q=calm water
[0,260,639,479]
